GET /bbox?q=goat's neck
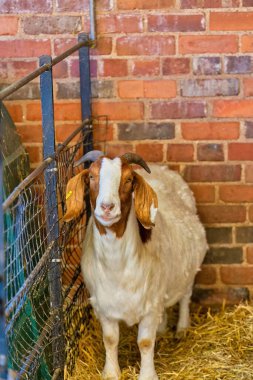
[93,202,141,261]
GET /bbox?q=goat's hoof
[102,366,121,380]
[139,371,159,380]
[175,328,188,340]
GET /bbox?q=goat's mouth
[95,213,121,227]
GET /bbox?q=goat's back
[136,164,208,307]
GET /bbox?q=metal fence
[0,30,102,379]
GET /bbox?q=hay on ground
[65,304,253,380]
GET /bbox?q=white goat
[63,151,207,380]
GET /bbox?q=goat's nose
[101,202,115,212]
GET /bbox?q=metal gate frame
[0,29,94,379]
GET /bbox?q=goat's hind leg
[100,317,121,380]
[176,287,192,335]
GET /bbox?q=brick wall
[1,0,253,305]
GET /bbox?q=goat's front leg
[138,315,159,380]
[100,317,120,380]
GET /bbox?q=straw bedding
[65,304,253,380]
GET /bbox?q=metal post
[0,102,7,380]
[78,33,93,154]
[39,56,64,379]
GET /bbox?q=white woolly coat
[81,165,208,326]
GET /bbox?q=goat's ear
[133,172,158,229]
[63,169,89,222]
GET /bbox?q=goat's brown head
[63,151,158,231]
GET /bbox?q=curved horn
[74,150,104,167]
[121,153,151,174]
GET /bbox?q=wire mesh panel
[3,121,105,379]
[4,171,57,379]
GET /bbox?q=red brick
[54,38,76,56]
[220,185,253,202]
[181,0,221,7]
[118,80,177,99]
[145,80,177,99]
[0,62,8,80]
[167,144,194,162]
[0,39,51,58]
[99,59,128,77]
[190,184,215,203]
[181,78,239,97]
[198,205,246,224]
[118,81,143,98]
[97,14,143,34]
[195,266,217,285]
[70,58,97,78]
[193,56,221,75]
[92,101,144,121]
[249,205,253,222]
[56,0,112,11]
[0,16,18,35]
[224,56,252,74]
[91,37,113,56]
[184,164,241,182]
[55,124,81,143]
[246,246,253,264]
[54,37,112,56]
[162,58,190,75]
[148,14,205,32]
[213,100,253,118]
[1,0,52,13]
[23,16,82,35]
[136,143,163,162]
[116,36,175,56]
[16,124,42,143]
[220,266,253,285]
[106,143,134,158]
[210,12,253,31]
[243,78,253,97]
[5,103,23,122]
[228,143,253,161]
[241,35,253,53]
[26,102,82,122]
[246,121,253,137]
[245,165,253,183]
[3,60,37,80]
[181,122,240,140]
[26,103,42,121]
[25,145,42,164]
[151,101,206,119]
[193,287,249,306]
[117,0,175,9]
[54,103,81,121]
[93,122,114,142]
[197,143,224,161]
[53,61,68,79]
[130,59,160,77]
[179,35,238,54]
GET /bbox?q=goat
[63,151,208,380]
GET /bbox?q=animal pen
[0,32,99,379]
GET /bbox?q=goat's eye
[126,177,132,183]
[89,174,94,180]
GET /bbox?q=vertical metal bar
[78,33,93,154]
[0,102,8,380]
[89,0,96,41]
[39,56,64,379]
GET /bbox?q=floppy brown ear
[63,169,89,222]
[133,172,158,229]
